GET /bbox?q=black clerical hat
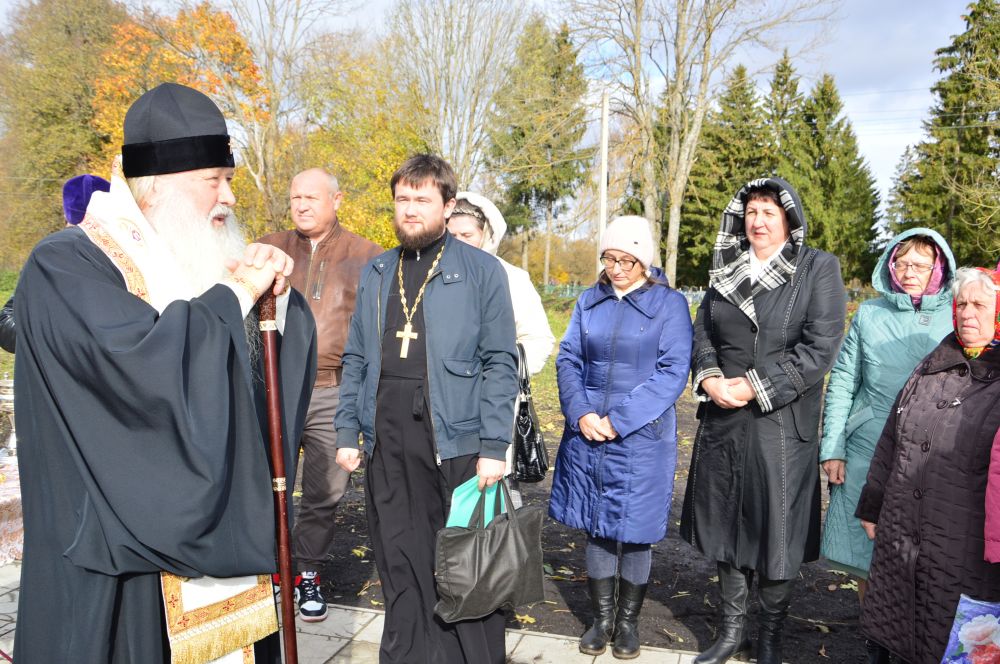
[121,83,235,178]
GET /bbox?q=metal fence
[540,283,707,306]
[541,283,872,308]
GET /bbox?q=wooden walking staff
[257,292,298,664]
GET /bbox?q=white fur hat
[600,216,654,268]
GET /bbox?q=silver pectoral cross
[396,323,418,358]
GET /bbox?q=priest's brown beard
[394,217,446,251]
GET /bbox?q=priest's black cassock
[13,228,316,663]
[367,232,506,663]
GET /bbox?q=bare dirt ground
[311,388,865,663]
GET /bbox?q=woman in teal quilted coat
[819,229,955,609]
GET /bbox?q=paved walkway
[0,560,710,663]
[294,603,702,663]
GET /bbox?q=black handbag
[512,343,549,483]
[434,479,545,622]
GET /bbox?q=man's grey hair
[126,175,157,207]
[324,170,340,196]
[952,267,1000,299]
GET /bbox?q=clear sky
[0,0,972,205]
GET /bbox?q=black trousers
[365,376,505,664]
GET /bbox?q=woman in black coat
[679,177,846,664]
[856,267,1000,664]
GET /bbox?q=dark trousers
[292,385,349,573]
[366,376,505,664]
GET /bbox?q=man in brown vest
[259,168,381,621]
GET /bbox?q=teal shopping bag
[445,475,506,527]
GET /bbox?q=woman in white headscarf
[448,192,555,375]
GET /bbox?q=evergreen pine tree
[893,0,999,265]
[679,65,768,286]
[763,50,811,178]
[488,17,589,284]
[799,74,880,281]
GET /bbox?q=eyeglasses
[600,255,638,271]
[891,260,934,275]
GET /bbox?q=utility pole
[596,90,609,274]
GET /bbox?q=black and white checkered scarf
[707,177,806,324]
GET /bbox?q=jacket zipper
[372,266,384,448]
[599,299,625,415]
[425,267,443,466]
[304,242,317,298]
[594,299,624,536]
[733,322,758,565]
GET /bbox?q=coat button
[937,400,949,409]
[914,533,921,545]
[921,441,930,453]
[750,324,758,333]
[913,489,922,499]
[958,366,968,377]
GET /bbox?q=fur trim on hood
[455,191,507,256]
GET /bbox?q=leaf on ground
[827,583,838,592]
[671,591,690,599]
[515,613,536,624]
[543,563,554,575]
[660,628,684,643]
[556,566,574,576]
[839,580,859,592]
[351,546,371,558]
[370,598,383,607]
[708,575,719,583]
[819,644,829,658]
[815,623,831,634]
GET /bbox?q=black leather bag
[434,480,545,622]
[512,343,549,483]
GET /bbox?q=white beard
[147,199,246,294]
[145,194,260,359]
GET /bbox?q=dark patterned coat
[680,247,846,580]
[856,335,1000,664]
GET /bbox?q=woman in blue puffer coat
[549,215,693,660]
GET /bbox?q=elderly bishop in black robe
[13,83,316,663]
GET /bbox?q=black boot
[611,578,647,659]
[579,576,617,655]
[694,563,752,664]
[866,639,890,664]
[756,577,794,664]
